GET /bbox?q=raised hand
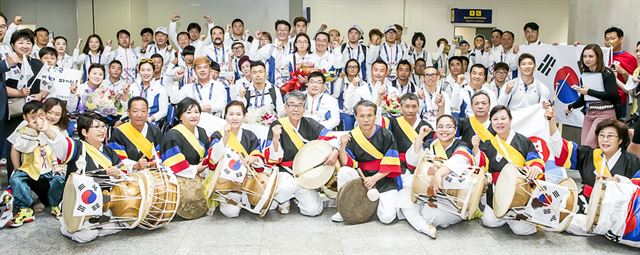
[171,13,180,22]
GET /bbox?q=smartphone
[613,60,620,68]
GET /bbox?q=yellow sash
[433,140,448,159]
[278,117,305,150]
[82,141,113,169]
[351,127,384,159]
[592,149,612,177]
[219,130,248,156]
[117,123,154,159]
[174,124,205,158]
[397,116,418,141]
[469,116,525,167]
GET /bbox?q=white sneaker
[277,202,290,214]
[331,212,344,223]
[423,224,437,239]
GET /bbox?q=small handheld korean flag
[524,181,569,229]
[220,149,247,183]
[17,55,33,89]
[72,174,104,217]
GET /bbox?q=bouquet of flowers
[381,94,401,117]
[281,63,316,93]
[84,86,125,116]
[320,68,337,84]
[245,105,278,126]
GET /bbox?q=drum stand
[210,162,276,216]
[413,174,476,220]
[502,169,576,231]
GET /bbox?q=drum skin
[292,140,335,190]
[177,176,208,220]
[557,178,578,222]
[138,169,180,230]
[61,173,86,233]
[586,180,606,231]
[493,164,534,218]
[337,179,378,225]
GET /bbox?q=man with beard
[200,26,231,79]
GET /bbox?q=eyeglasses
[346,65,359,69]
[437,124,455,130]
[286,103,304,109]
[140,58,153,64]
[232,46,244,50]
[424,73,438,77]
[91,124,108,130]
[598,133,618,140]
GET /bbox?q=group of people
[0,11,639,248]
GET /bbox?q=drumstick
[294,160,327,177]
[356,168,367,180]
[546,73,570,120]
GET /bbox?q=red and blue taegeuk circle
[81,190,97,204]
[554,66,580,104]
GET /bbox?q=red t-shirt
[613,50,638,104]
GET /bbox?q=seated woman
[404,115,483,239]
[477,105,545,236]
[41,112,126,243]
[547,107,640,242]
[206,101,264,218]
[8,101,65,227]
[44,98,71,137]
[160,98,211,179]
[160,98,212,220]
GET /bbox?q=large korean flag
[521,45,612,127]
[521,45,581,127]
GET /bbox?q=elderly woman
[478,105,545,236]
[403,114,481,239]
[206,100,264,218]
[548,107,640,247]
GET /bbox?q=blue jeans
[9,171,65,209]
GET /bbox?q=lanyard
[306,94,324,113]
[421,89,435,116]
[140,81,150,98]
[86,52,102,68]
[253,86,267,107]
[347,45,361,61]
[383,43,399,65]
[214,46,225,64]
[195,82,214,102]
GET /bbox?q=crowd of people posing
[0,12,639,248]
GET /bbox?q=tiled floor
[0,206,638,255]
[0,169,638,254]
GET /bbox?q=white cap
[384,25,397,33]
[348,25,363,35]
[155,27,168,35]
